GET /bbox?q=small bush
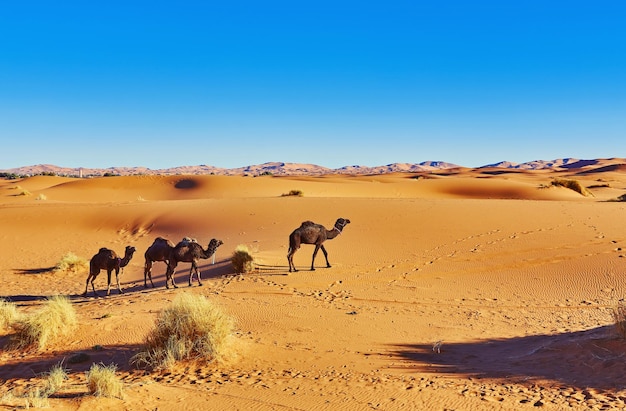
[35,193,47,201]
[615,194,626,202]
[11,295,77,351]
[0,298,19,330]
[231,245,254,274]
[45,362,68,395]
[86,363,124,398]
[551,179,593,197]
[133,293,236,370]
[24,387,49,408]
[613,302,626,339]
[282,189,303,197]
[54,252,89,274]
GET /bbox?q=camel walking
[287,218,350,272]
[165,239,223,288]
[143,237,175,288]
[84,245,136,297]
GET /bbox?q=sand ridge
[1,165,626,410]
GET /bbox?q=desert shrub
[17,190,31,196]
[282,189,303,197]
[44,362,68,395]
[24,387,50,408]
[551,179,593,197]
[35,193,47,200]
[231,245,254,274]
[614,193,626,202]
[613,302,626,339]
[54,252,89,274]
[11,295,77,351]
[132,293,235,370]
[0,298,19,330]
[86,363,124,398]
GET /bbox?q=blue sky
[1,1,624,169]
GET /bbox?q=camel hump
[300,221,316,227]
[99,247,109,253]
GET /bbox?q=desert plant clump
[45,362,68,395]
[11,295,78,351]
[281,189,303,197]
[551,178,594,197]
[132,293,236,370]
[231,245,255,274]
[86,363,124,398]
[0,298,20,330]
[613,302,626,339]
[54,252,89,274]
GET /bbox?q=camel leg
[188,264,194,286]
[166,263,179,289]
[287,247,298,272]
[144,260,155,288]
[310,245,322,271]
[83,275,93,296]
[106,269,113,296]
[320,244,331,268]
[91,278,100,297]
[115,268,123,294]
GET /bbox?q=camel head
[208,238,224,250]
[124,246,137,258]
[334,218,350,233]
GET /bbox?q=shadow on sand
[387,325,626,390]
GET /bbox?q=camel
[143,237,175,288]
[287,217,350,272]
[84,245,136,297]
[165,238,224,288]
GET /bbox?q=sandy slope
[1,165,626,410]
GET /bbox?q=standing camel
[287,218,350,272]
[84,245,136,297]
[143,237,175,288]
[165,239,223,288]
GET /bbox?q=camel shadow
[387,325,626,390]
[0,342,144,381]
[14,267,56,275]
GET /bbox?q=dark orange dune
[1,168,626,410]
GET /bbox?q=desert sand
[1,160,626,410]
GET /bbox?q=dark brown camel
[143,237,175,288]
[165,239,224,288]
[287,218,350,272]
[84,245,136,297]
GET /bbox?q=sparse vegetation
[231,244,255,273]
[0,298,19,330]
[45,362,68,394]
[609,193,626,202]
[133,293,236,370]
[54,252,89,274]
[613,302,626,339]
[551,178,594,197]
[282,189,303,197]
[35,193,47,200]
[11,295,77,351]
[86,363,124,398]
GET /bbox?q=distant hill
[1,158,625,177]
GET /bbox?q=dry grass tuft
[551,178,594,197]
[0,298,20,330]
[132,293,236,370]
[613,302,626,339]
[54,252,89,274]
[231,245,255,273]
[45,362,68,395]
[281,189,303,197]
[86,363,124,398]
[11,295,77,351]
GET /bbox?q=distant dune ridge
[2,158,624,177]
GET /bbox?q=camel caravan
[83,217,350,297]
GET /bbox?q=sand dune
[1,167,626,410]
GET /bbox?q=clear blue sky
[1,1,624,169]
